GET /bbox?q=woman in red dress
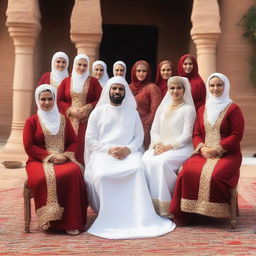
[38,52,69,89]
[155,60,173,98]
[57,54,102,165]
[129,60,162,150]
[23,84,87,235]
[169,73,244,225]
[177,54,206,111]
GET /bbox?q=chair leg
[24,181,31,233]
[230,188,238,231]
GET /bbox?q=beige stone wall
[0,0,14,142]
[217,0,256,150]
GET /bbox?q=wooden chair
[230,187,239,231]
[23,179,32,233]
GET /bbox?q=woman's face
[94,64,104,79]
[160,63,172,80]
[182,57,193,74]
[209,77,224,97]
[75,58,88,75]
[39,90,54,111]
[136,64,147,81]
[114,64,125,77]
[168,81,184,102]
[54,57,67,71]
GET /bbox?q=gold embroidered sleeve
[81,103,93,117]
[43,153,56,163]
[214,145,226,157]
[193,142,205,155]
[63,151,85,174]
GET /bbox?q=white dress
[85,103,175,239]
[142,102,196,216]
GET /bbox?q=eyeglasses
[56,60,66,64]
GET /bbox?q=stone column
[70,0,102,65]
[190,0,221,82]
[4,0,41,152]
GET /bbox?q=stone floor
[0,147,256,256]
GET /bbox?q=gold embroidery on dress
[50,73,59,90]
[69,77,91,134]
[152,199,171,216]
[181,103,232,218]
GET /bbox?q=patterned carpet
[0,169,256,256]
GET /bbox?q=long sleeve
[193,106,205,149]
[149,106,162,147]
[23,117,50,161]
[38,72,50,86]
[85,109,111,153]
[171,106,196,150]
[219,105,244,153]
[57,77,70,115]
[86,77,102,107]
[64,117,78,153]
[127,111,144,152]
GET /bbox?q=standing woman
[142,76,196,216]
[57,54,102,165]
[38,52,69,89]
[23,84,87,235]
[130,60,162,150]
[92,60,109,88]
[177,54,206,111]
[170,73,244,225]
[113,61,126,78]
[155,60,173,98]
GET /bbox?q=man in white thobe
[84,76,175,239]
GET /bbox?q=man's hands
[153,143,173,156]
[108,147,131,160]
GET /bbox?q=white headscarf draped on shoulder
[35,84,61,135]
[71,54,90,93]
[206,73,233,126]
[92,60,109,88]
[154,76,196,117]
[51,51,69,85]
[113,61,127,78]
[96,76,137,109]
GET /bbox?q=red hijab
[130,60,152,95]
[177,54,206,111]
[155,60,173,97]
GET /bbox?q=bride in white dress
[84,76,175,239]
[142,76,196,216]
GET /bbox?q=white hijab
[35,84,61,135]
[113,61,127,78]
[71,54,90,93]
[50,51,69,85]
[154,76,195,117]
[206,73,233,126]
[92,60,109,88]
[96,76,137,109]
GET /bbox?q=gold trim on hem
[152,198,171,216]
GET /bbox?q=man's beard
[109,94,125,105]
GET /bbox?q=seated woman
[170,73,245,225]
[113,60,126,78]
[129,60,162,150]
[155,60,173,98]
[23,84,88,235]
[142,76,196,216]
[92,60,109,88]
[38,51,69,89]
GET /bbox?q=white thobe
[142,103,196,216]
[85,103,175,239]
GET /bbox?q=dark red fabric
[170,103,244,224]
[57,76,102,164]
[23,114,88,232]
[38,72,51,86]
[177,54,206,111]
[155,60,173,97]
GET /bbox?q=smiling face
[136,64,147,81]
[93,64,104,79]
[160,63,172,80]
[168,81,185,102]
[182,57,193,74]
[75,58,88,75]
[208,76,224,97]
[114,64,125,77]
[54,57,67,71]
[39,90,54,111]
